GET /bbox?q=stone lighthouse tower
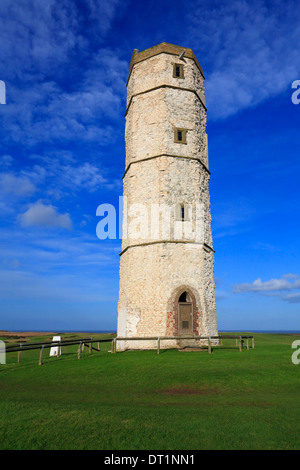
[117,43,218,350]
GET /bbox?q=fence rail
[5,337,114,365]
[113,334,254,354]
[5,337,93,351]
[4,334,254,365]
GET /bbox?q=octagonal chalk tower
[117,43,218,350]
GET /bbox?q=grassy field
[0,332,299,450]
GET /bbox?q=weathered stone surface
[117,43,218,350]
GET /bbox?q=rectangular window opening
[176,203,189,222]
[175,202,191,222]
[174,128,187,144]
[173,63,184,79]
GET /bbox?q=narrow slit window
[174,128,187,144]
[176,204,189,221]
[173,63,184,79]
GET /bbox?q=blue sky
[0,0,299,332]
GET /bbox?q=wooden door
[178,303,193,335]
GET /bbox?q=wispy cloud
[0,155,13,167]
[189,0,300,119]
[26,156,113,194]
[212,199,255,238]
[0,1,128,148]
[0,227,120,305]
[0,228,120,271]
[233,274,300,303]
[0,152,121,221]
[0,268,116,303]
[0,0,126,80]
[1,60,127,147]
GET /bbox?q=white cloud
[233,274,300,303]
[233,275,300,293]
[0,172,36,197]
[19,201,72,230]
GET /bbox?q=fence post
[239,337,242,352]
[246,338,249,350]
[55,340,61,358]
[39,346,44,366]
[18,344,22,363]
[112,338,116,354]
[78,342,82,359]
[208,337,212,354]
[157,337,160,355]
[252,337,255,349]
[89,337,92,354]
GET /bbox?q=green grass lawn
[0,332,299,450]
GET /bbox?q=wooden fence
[112,335,254,354]
[5,337,112,365]
[4,334,254,365]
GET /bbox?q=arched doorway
[178,291,193,335]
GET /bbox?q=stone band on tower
[117,43,218,350]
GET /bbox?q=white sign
[49,336,61,357]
